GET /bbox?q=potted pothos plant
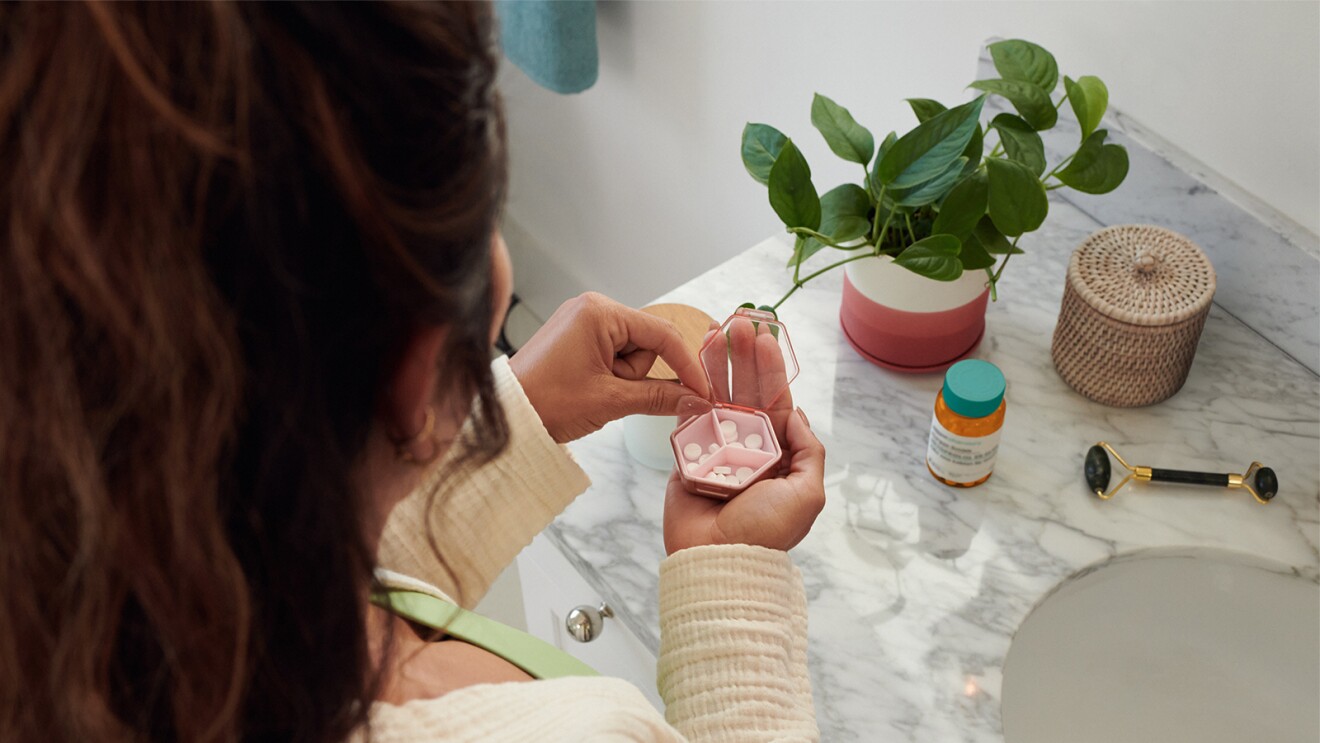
[741,39,1129,370]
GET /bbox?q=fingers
[675,394,714,424]
[729,317,759,407]
[612,348,658,379]
[703,324,730,403]
[612,304,710,398]
[605,378,708,418]
[783,407,825,481]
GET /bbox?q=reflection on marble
[549,56,1320,740]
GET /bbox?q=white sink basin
[1002,547,1319,743]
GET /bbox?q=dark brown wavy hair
[0,2,508,740]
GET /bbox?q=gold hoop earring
[395,406,440,465]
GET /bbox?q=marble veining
[550,188,1318,740]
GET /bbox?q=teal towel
[496,0,598,94]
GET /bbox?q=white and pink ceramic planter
[839,256,990,372]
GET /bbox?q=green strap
[371,588,598,680]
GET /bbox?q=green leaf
[958,231,996,270]
[961,124,984,177]
[1064,75,1109,140]
[968,79,1057,130]
[985,157,1048,236]
[892,157,967,207]
[1056,129,1129,194]
[990,113,1046,176]
[819,183,872,241]
[742,123,788,186]
[788,237,828,267]
[869,131,898,195]
[767,139,821,229]
[893,234,964,281]
[989,39,1059,93]
[932,171,988,238]
[971,216,1023,255]
[811,93,875,165]
[878,95,986,189]
[907,98,947,123]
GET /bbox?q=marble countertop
[545,155,1320,738]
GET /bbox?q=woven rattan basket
[1051,225,1216,407]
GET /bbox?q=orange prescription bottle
[926,359,1006,487]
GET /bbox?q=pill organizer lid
[1067,225,1216,326]
[699,308,799,410]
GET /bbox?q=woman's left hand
[509,293,711,443]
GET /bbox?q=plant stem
[770,252,878,311]
[1042,153,1074,183]
[904,212,916,243]
[792,235,805,285]
[787,227,854,248]
[870,186,887,242]
[985,236,1021,302]
[991,239,1019,283]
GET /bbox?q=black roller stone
[1084,445,1111,496]
[1255,468,1278,501]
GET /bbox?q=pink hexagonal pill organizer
[670,307,799,499]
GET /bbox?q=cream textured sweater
[368,357,817,741]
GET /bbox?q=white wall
[499,0,1320,315]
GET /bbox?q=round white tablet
[744,433,763,450]
[708,443,719,454]
[699,454,710,464]
[735,466,754,481]
[683,443,702,461]
[719,420,738,439]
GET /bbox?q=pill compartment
[670,308,799,499]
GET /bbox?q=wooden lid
[640,303,715,380]
[1066,225,1216,326]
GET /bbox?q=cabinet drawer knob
[565,602,614,642]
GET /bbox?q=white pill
[683,443,702,461]
[713,466,732,475]
[699,454,710,464]
[744,433,763,450]
[708,443,719,454]
[685,462,697,473]
[719,420,738,439]
[736,466,754,481]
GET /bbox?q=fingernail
[677,395,714,417]
[796,407,811,427]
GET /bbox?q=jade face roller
[1084,442,1278,504]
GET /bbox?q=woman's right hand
[663,407,826,554]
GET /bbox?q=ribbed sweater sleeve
[376,356,591,607]
[657,545,818,742]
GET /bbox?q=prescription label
[926,413,1001,483]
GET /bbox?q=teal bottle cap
[942,359,1005,418]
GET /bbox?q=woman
[0,3,825,741]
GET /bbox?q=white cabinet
[514,533,662,711]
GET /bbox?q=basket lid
[699,308,798,410]
[1067,225,1216,326]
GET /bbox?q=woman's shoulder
[361,676,682,742]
